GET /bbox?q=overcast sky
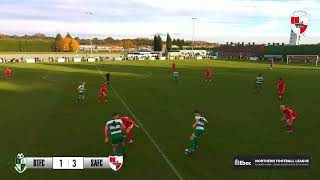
[0,0,319,44]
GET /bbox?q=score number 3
[59,159,76,167]
[53,157,83,169]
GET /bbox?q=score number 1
[53,157,84,169]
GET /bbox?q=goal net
[286,55,319,66]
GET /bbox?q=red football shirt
[206,68,212,76]
[5,68,11,75]
[278,80,285,90]
[172,63,176,70]
[121,116,133,128]
[100,83,107,93]
[283,108,297,119]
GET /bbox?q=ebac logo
[290,10,310,35]
[234,159,251,166]
[108,156,123,171]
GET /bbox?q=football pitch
[1,60,319,180]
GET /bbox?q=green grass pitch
[0,60,319,180]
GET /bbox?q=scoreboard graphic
[14,153,123,173]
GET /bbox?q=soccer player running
[76,82,86,103]
[173,71,179,81]
[105,72,110,86]
[5,67,11,79]
[205,68,212,82]
[104,113,127,156]
[277,78,286,100]
[185,110,208,156]
[120,116,140,143]
[98,81,108,103]
[171,62,179,81]
[255,74,264,92]
[172,62,176,73]
[280,105,297,133]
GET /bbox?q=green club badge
[15,153,27,174]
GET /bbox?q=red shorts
[286,116,297,122]
[6,72,10,77]
[126,124,134,129]
[278,89,284,96]
[206,74,211,78]
[99,91,106,96]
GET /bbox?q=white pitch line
[139,72,153,80]
[94,63,183,180]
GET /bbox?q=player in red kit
[5,67,11,79]
[205,68,212,82]
[98,82,107,103]
[280,105,297,133]
[172,62,176,73]
[121,116,140,143]
[277,78,286,99]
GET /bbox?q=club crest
[290,10,310,35]
[15,153,27,174]
[108,156,123,171]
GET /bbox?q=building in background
[217,44,264,60]
[167,50,208,59]
[80,45,95,52]
[127,51,159,60]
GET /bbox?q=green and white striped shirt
[256,76,264,84]
[78,84,85,93]
[106,118,123,136]
[195,116,208,131]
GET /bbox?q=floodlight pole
[90,39,93,57]
[192,17,196,60]
[85,11,94,58]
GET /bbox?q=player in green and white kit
[76,82,86,103]
[173,71,179,81]
[185,110,208,156]
[104,113,127,156]
[255,74,264,92]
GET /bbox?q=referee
[106,72,110,86]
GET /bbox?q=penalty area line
[94,63,183,180]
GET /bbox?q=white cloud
[0,0,319,43]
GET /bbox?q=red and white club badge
[108,156,123,171]
[290,10,310,35]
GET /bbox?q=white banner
[74,58,81,62]
[88,58,95,62]
[57,58,65,63]
[26,59,35,63]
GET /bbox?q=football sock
[126,132,133,141]
[190,139,197,151]
[121,146,127,155]
[194,138,199,147]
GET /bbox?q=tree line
[0,33,213,52]
[153,33,193,51]
[54,33,80,52]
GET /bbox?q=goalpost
[286,55,319,66]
